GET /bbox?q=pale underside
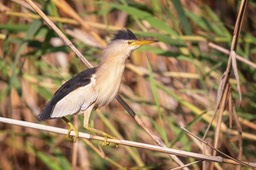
[95,59,125,107]
[51,76,97,119]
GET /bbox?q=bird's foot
[67,122,79,143]
[102,136,110,146]
[62,117,79,142]
[85,127,116,146]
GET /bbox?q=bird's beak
[130,39,158,46]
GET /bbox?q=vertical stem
[72,115,79,168]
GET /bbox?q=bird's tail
[37,105,53,121]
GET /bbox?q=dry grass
[0,0,256,169]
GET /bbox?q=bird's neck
[96,47,131,80]
[97,51,128,76]
[94,54,127,107]
[96,59,126,81]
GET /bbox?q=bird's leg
[83,107,115,146]
[62,117,79,142]
[85,127,116,146]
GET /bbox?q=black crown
[111,29,138,41]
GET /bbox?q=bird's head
[103,29,157,60]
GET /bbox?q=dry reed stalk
[238,118,256,130]
[81,138,126,169]
[1,117,255,169]
[203,0,248,169]
[51,0,106,47]
[71,115,79,168]
[208,42,256,69]
[180,126,254,168]
[5,11,122,30]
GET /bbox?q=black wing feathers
[37,67,97,121]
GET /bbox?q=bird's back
[37,67,97,121]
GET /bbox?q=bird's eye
[127,41,133,44]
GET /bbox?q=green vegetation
[0,0,256,169]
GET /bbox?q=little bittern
[37,29,156,140]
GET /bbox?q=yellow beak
[130,39,158,46]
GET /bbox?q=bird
[37,29,156,141]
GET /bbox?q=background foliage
[0,0,256,169]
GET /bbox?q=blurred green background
[0,0,256,169]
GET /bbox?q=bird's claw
[67,122,79,143]
[85,127,117,146]
[102,136,110,146]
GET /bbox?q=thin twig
[96,110,145,166]
[215,0,247,114]
[71,115,79,168]
[202,1,248,169]
[179,126,255,168]
[51,0,106,46]
[170,161,201,170]
[24,0,92,68]
[1,117,256,168]
[0,117,222,162]
[208,42,256,69]
[232,107,243,170]
[81,138,126,169]
[212,83,230,154]
[116,96,188,168]
[5,10,122,30]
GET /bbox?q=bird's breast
[94,64,125,107]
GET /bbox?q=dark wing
[37,67,97,121]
